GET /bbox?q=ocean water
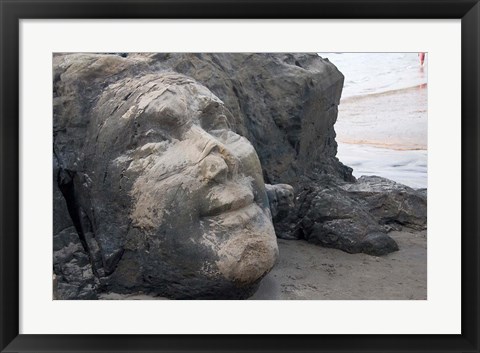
[318,52,428,99]
[318,53,428,189]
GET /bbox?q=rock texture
[53,157,99,299]
[265,184,295,220]
[341,176,427,231]
[265,183,297,240]
[275,177,398,256]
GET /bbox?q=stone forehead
[138,72,222,101]
[127,72,224,122]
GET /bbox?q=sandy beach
[251,230,427,300]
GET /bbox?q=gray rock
[341,176,427,231]
[265,183,294,219]
[361,232,399,256]
[133,53,411,254]
[53,226,99,300]
[265,183,298,240]
[291,178,399,256]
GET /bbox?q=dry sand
[251,229,427,300]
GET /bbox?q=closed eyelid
[214,115,231,129]
[199,115,227,131]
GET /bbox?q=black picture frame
[1,1,479,352]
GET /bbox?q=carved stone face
[87,73,278,298]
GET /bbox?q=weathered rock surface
[53,227,100,299]
[265,184,295,220]
[265,183,297,240]
[53,155,99,299]
[341,176,427,231]
[270,174,426,255]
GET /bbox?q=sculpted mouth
[201,183,255,217]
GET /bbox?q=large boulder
[292,178,399,256]
[270,175,427,254]
[144,53,425,255]
[53,54,278,299]
[341,176,427,231]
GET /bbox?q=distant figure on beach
[419,52,426,66]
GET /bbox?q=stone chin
[200,203,279,285]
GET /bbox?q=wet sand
[251,229,427,300]
[334,85,428,189]
[337,143,427,188]
[336,85,427,150]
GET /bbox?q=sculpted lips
[201,182,254,217]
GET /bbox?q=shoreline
[338,140,427,152]
[336,84,427,151]
[334,83,427,189]
[340,83,428,104]
[336,143,427,189]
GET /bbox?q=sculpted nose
[199,154,229,182]
[192,126,240,180]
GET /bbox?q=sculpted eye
[211,115,230,130]
[201,114,230,132]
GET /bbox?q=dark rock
[361,232,399,256]
[416,188,427,199]
[341,176,427,231]
[265,183,298,240]
[265,183,294,220]
[290,177,399,255]
[53,155,73,235]
[53,226,99,300]
[54,149,99,299]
